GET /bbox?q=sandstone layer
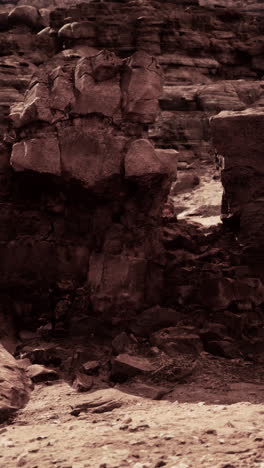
[1,0,264,175]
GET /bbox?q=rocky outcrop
[1,48,177,329]
[0,343,32,422]
[152,80,263,195]
[211,108,264,277]
[1,0,264,223]
[0,0,264,357]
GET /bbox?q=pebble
[29,436,48,442]
[46,441,54,447]
[129,424,150,432]
[205,429,217,435]
[17,453,28,467]
[119,424,129,430]
[0,438,15,447]
[123,418,132,424]
[225,421,235,428]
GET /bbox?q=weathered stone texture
[0,344,32,422]
[211,108,264,276]
[1,47,177,328]
[0,0,264,337]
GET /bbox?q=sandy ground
[1,376,264,468]
[174,167,223,227]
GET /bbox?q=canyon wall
[1,0,264,169]
[0,0,264,336]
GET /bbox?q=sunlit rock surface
[0,343,32,422]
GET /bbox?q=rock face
[199,0,264,13]
[211,108,264,277]
[0,343,32,421]
[1,0,264,224]
[27,364,59,383]
[10,49,164,184]
[0,0,264,335]
[2,48,177,328]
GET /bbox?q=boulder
[112,332,137,355]
[131,306,181,337]
[50,65,75,112]
[119,382,167,400]
[205,340,241,359]
[8,6,40,28]
[111,354,156,382]
[0,343,32,422]
[72,373,93,392]
[171,174,200,195]
[27,364,59,383]
[121,51,162,123]
[73,56,121,117]
[58,21,95,40]
[125,139,166,179]
[155,148,178,177]
[199,323,228,343]
[10,80,52,128]
[11,137,61,175]
[59,128,125,190]
[21,345,64,367]
[90,50,122,82]
[150,327,203,355]
[81,360,100,375]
